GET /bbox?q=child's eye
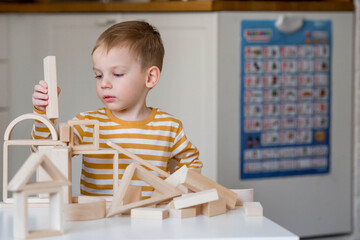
[95,75,102,79]
[114,73,124,77]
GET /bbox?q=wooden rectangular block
[202,198,226,217]
[243,202,263,216]
[131,207,169,220]
[231,189,254,206]
[169,207,197,218]
[68,120,99,151]
[179,167,237,209]
[37,146,72,203]
[44,56,59,120]
[59,122,70,142]
[173,188,219,209]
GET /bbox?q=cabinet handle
[95,19,117,26]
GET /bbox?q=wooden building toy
[37,146,72,203]
[107,140,170,178]
[201,198,227,217]
[71,149,119,193]
[169,207,197,218]
[64,196,106,221]
[2,113,65,203]
[68,120,100,151]
[7,152,70,239]
[131,207,169,220]
[59,122,70,143]
[243,202,263,216]
[178,166,237,209]
[106,163,182,218]
[43,56,59,120]
[231,188,254,206]
[173,188,219,209]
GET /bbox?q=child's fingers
[32,91,49,101]
[34,84,48,94]
[39,80,48,88]
[32,99,48,110]
[57,87,61,96]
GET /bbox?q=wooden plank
[131,208,169,220]
[134,165,182,195]
[107,140,170,178]
[0,1,353,13]
[179,166,237,209]
[107,163,182,218]
[107,163,137,217]
[44,56,59,119]
[107,193,178,217]
[173,189,219,209]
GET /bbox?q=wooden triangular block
[8,152,70,192]
[107,163,182,217]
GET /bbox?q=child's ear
[145,66,160,89]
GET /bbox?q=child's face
[92,45,149,117]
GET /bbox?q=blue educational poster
[240,20,332,179]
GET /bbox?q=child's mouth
[104,95,115,102]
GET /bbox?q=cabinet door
[0,15,8,60]
[0,111,9,201]
[123,13,218,179]
[0,64,8,108]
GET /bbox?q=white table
[0,206,299,240]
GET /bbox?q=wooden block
[71,149,119,192]
[37,146,72,203]
[202,198,227,217]
[4,113,58,141]
[179,166,237,209]
[59,122,70,142]
[165,166,189,194]
[106,163,182,218]
[64,196,106,221]
[107,140,170,178]
[173,189,219,209]
[44,56,59,120]
[169,207,197,218]
[131,207,169,220]
[231,189,254,206]
[13,192,27,239]
[8,152,70,192]
[123,185,142,204]
[68,120,100,151]
[243,202,263,216]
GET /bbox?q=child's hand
[32,80,61,112]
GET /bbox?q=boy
[31,21,202,198]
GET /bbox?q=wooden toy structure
[7,152,70,239]
[2,56,263,238]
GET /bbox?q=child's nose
[101,76,112,88]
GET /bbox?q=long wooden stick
[106,140,170,178]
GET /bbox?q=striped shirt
[32,107,201,198]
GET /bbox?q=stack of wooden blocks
[2,56,263,239]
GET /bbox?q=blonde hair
[92,21,165,71]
